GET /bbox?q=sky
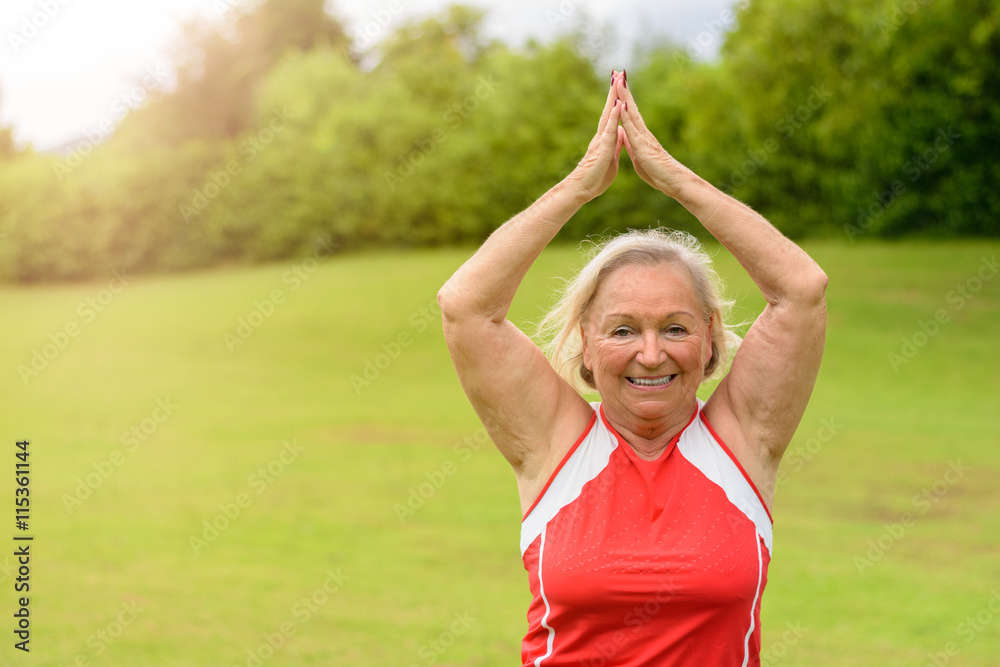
[0,0,741,151]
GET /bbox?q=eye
[665,325,687,335]
[612,327,632,337]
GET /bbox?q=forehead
[590,262,700,320]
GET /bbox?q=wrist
[554,171,594,209]
[674,171,735,224]
[667,166,710,205]
[515,176,588,234]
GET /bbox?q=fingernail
[610,69,616,85]
[623,70,628,88]
[614,98,618,107]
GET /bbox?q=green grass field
[1,240,998,666]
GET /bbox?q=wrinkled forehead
[587,262,702,322]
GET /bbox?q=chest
[538,449,765,612]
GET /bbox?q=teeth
[629,375,674,387]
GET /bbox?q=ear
[580,323,592,370]
[702,315,714,369]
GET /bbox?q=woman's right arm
[439,74,625,502]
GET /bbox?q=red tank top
[520,401,773,666]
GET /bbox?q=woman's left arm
[615,76,828,483]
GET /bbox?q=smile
[626,375,676,388]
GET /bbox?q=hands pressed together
[568,70,693,203]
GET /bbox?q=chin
[629,399,675,419]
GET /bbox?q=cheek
[593,341,631,371]
[671,340,707,370]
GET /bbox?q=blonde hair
[536,228,742,393]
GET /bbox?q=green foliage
[0,0,998,282]
[715,0,1000,239]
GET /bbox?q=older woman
[438,71,827,665]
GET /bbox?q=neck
[603,399,698,460]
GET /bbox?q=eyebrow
[603,311,695,321]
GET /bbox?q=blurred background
[0,0,998,665]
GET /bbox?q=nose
[635,329,666,368]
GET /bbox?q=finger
[621,131,650,184]
[597,101,622,155]
[596,70,619,135]
[587,102,622,172]
[622,129,636,163]
[619,101,642,151]
[614,74,648,134]
[619,100,654,157]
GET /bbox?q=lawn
[0,239,997,666]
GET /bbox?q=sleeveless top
[520,401,773,666]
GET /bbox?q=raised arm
[439,73,626,509]
[615,75,827,498]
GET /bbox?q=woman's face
[581,262,712,425]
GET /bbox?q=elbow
[807,267,829,298]
[437,283,499,354]
[437,280,478,328]
[437,280,465,325]
[776,266,828,309]
[437,285,463,352]
[437,283,457,326]
[796,267,829,307]
[438,280,506,325]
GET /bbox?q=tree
[120,0,352,146]
[716,0,1000,238]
